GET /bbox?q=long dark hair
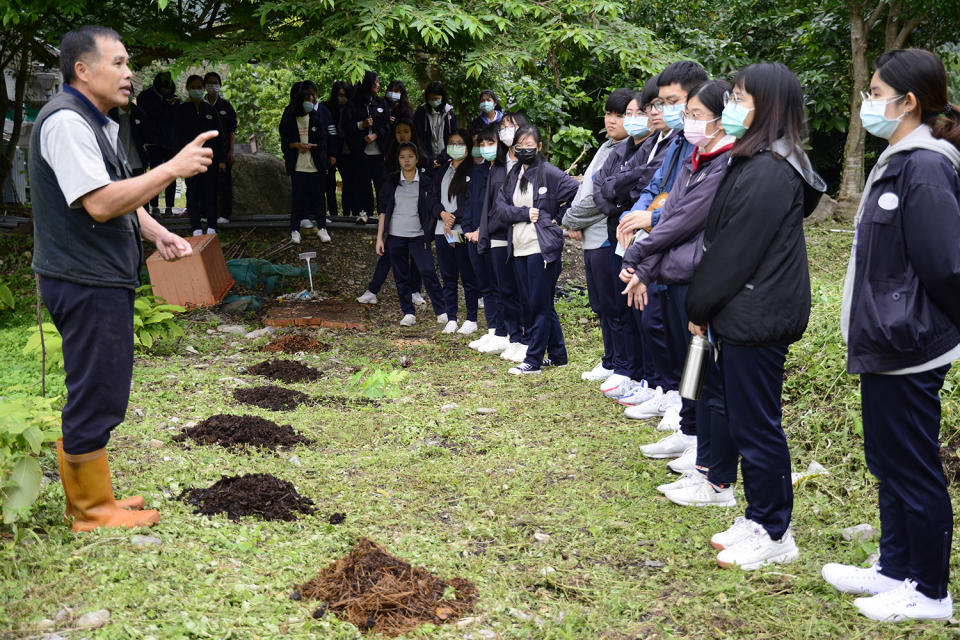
[513,124,545,195]
[730,63,808,159]
[875,48,960,151]
[292,88,315,118]
[352,70,378,104]
[446,128,473,200]
[385,118,421,171]
[423,81,447,109]
[386,80,415,119]
[476,123,503,163]
[688,79,732,122]
[288,81,303,106]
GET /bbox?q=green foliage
[0,282,13,310]
[23,323,63,371]
[345,368,409,399]
[0,396,60,526]
[551,125,597,174]
[219,63,299,156]
[133,285,185,351]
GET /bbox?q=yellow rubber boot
[59,446,159,532]
[57,439,144,517]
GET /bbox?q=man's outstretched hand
[155,231,193,261]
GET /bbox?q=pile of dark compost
[233,385,309,411]
[248,358,322,383]
[172,414,310,450]
[180,473,315,521]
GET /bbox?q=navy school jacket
[278,104,338,176]
[137,86,179,150]
[491,159,581,264]
[847,147,960,373]
[342,96,392,155]
[477,162,510,253]
[107,104,150,168]
[173,100,226,162]
[461,161,490,234]
[377,167,444,239]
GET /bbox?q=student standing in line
[592,74,670,398]
[138,71,179,215]
[685,62,826,570]
[203,72,237,226]
[414,81,459,178]
[468,90,503,137]
[325,80,352,219]
[562,88,633,384]
[279,86,337,244]
[358,118,424,305]
[619,79,736,483]
[385,80,415,124]
[465,125,502,351]
[375,141,447,326]
[492,125,580,375]
[434,129,481,335]
[613,61,708,422]
[174,74,226,235]
[344,71,391,224]
[108,93,149,178]
[821,48,960,623]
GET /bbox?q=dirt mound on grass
[262,333,331,354]
[248,358,322,383]
[233,385,309,411]
[180,473,315,521]
[172,414,310,450]
[295,538,476,636]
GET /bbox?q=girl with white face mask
[469,90,503,137]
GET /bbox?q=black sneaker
[542,357,568,368]
[508,362,542,375]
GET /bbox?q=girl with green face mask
[175,74,227,235]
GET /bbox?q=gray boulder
[232,152,290,216]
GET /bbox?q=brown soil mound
[315,395,381,409]
[262,333,331,354]
[180,473,315,521]
[172,414,310,450]
[295,538,476,636]
[233,385,309,411]
[248,358,322,383]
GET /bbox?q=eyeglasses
[859,90,904,103]
[648,100,664,112]
[683,111,718,121]
[723,91,748,106]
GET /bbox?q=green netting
[226,258,307,294]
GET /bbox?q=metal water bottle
[679,334,712,401]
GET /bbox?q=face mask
[479,146,498,162]
[337,96,347,106]
[447,144,467,160]
[188,89,205,100]
[683,117,719,148]
[661,103,686,131]
[386,91,401,102]
[302,101,315,113]
[623,115,649,138]
[515,147,538,165]
[471,146,483,158]
[480,100,495,113]
[205,84,220,96]
[499,126,516,147]
[860,96,906,140]
[428,98,442,109]
[721,101,753,139]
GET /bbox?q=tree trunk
[0,47,30,201]
[836,3,870,221]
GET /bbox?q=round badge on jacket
[877,192,899,210]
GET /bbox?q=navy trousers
[722,343,793,540]
[695,351,738,485]
[356,152,384,216]
[40,278,134,455]
[186,162,218,232]
[862,366,952,600]
[662,283,697,436]
[514,254,566,367]
[636,286,672,389]
[434,235,479,322]
[338,154,358,216]
[216,160,233,221]
[325,164,339,216]
[468,243,502,334]
[491,246,524,342]
[583,246,620,371]
[367,252,421,295]
[608,251,641,378]
[147,146,176,209]
[387,235,444,316]
[290,170,326,231]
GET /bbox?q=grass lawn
[1,224,959,639]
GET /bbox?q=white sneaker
[300,219,315,229]
[480,335,511,355]
[290,230,302,244]
[821,563,904,595]
[505,343,527,363]
[356,212,369,224]
[667,446,697,474]
[640,432,695,459]
[508,362,541,375]
[601,374,633,399]
[216,217,230,225]
[716,526,799,570]
[664,475,736,507]
[470,330,495,350]
[205,227,216,235]
[656,405,682,432]
[399,314,416,326]
[711,516,759,550]
[356,290,378,304]
[192,229,203,236]
[436,313,448,325]
[854,579,953,622]
[442,319,459,333]
[478,297,485,309]
[616,380,656,405]
[457,320,478,335]
[625,387,679,419]
[317,228,331,243]
[411,292,427,306]
[657,473,702,494]
[582,362,615,381]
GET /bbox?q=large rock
[232,152,290,216]
[805,193,837,225]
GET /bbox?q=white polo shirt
[40,107,119,209]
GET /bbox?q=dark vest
[30,91,143,289]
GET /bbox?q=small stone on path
[842,523,876,542]
[533,532,550,544]
[148,439,163,449]
[131,535,161,549]
[218,324,245,334]
[476,407,496,415]
[76,609,110,629]
[441,403,458,412]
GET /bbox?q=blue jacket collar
[63,85,111,127]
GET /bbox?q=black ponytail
[446,128,473,201]
[514,125,544,195]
